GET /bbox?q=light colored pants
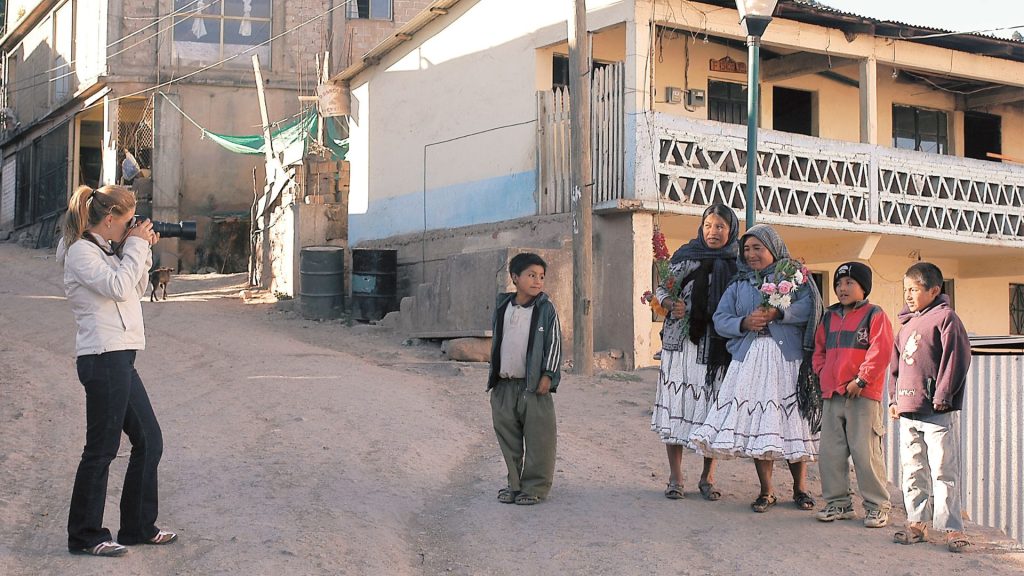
[898,412,964,531]
[819,396,890,512]
[490,378,557,499]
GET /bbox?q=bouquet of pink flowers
[640,226,675,318]
[757,258,810,310]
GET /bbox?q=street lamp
[735,0,778,229]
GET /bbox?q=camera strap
[81,232,123,258]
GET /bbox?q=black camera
[131,215,197,240]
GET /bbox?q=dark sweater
[487,292,562,393]
[889,295,971,416]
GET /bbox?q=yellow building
[336,0,1024,367]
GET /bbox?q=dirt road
[0,242,1020,575]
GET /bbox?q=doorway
[773,87,814,136]
[964,112,1001,161]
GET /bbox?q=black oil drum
[299,246,345,320]
[351,249,398,322]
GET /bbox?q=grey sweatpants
[490,378,557,499]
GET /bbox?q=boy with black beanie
[812,261,894,528]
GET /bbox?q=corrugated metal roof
[795,0,1024,44]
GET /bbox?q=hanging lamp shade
[735,0,778,37]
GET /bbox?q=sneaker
[816,504,856,522]
[864,509,889,528]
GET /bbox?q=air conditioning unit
[665,86,683,104]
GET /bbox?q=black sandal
[497,487,519,504]
[793,491,815,511]
[664,483,685,500]
[751,493,777,513]
[698,480,721,501]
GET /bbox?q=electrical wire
[4,1,349,107]
[88,0,354,111]
[4,0,225,93]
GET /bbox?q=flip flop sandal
[664,483,685,500]
[497,487,519,504]
[751,493,777,513]
[793,491,815,511]
[893,526,928,545]
[70,541,128,557]
[946,531,970,553]
[514,493,541,506]
[698,481,721,501]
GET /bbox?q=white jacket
[57,234,152,356]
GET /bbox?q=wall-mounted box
[686,89,706,107]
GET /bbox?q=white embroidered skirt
[650,340,719,446]
[688,336,819,462]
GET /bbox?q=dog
[149,267,173,302]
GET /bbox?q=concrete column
[951,111,965,157]
[101,95,118,186]
[152,92,183,269]
[626,8,654,201]
[761,82,774,130]
[632,212,656,368]
[859,56,879,145]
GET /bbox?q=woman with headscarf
[689,224,823,513]
[651,203,740,501]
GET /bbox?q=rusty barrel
[351,249,398,322]
[299,246,345,320]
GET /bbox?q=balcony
[652,114,1024,247]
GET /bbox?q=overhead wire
[5,0,223,94]
[6,0,339,103]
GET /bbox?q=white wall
[347,0,629,244]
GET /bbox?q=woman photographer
[56,185,177,557]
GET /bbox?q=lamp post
[735,0,777,230]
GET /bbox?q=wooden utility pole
[252,54,275,289]
[568,0,594,375]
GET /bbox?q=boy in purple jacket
[889,262,971,553]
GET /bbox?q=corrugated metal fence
[884,354,1024,546]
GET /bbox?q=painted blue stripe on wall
[350,170,537,244]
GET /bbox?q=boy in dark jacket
[488,253,562,505]
[889,262,971,553]
[813,262,894,528]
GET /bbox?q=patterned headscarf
[735,223,789,280]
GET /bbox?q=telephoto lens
[151,220,197,240]
[132,215,197,240]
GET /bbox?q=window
[893,105,948,154]
[811,272,826,306]
[347,0,392,20]
[1011,284,1024,335]
[942,279,955,310]
[551,55,609,92]
[51,2,74,104]
[173,0,271,67]
[708,80,747,125]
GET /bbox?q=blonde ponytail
[61,185,137,247]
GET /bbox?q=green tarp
[203,111,348,161]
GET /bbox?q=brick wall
[342,0,434,67]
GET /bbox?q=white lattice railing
[651,114,1024,244]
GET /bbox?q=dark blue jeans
[68,350,163,549]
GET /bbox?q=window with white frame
[347,0,392,20]
[51,2,74,104]
[173,0,272,67]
